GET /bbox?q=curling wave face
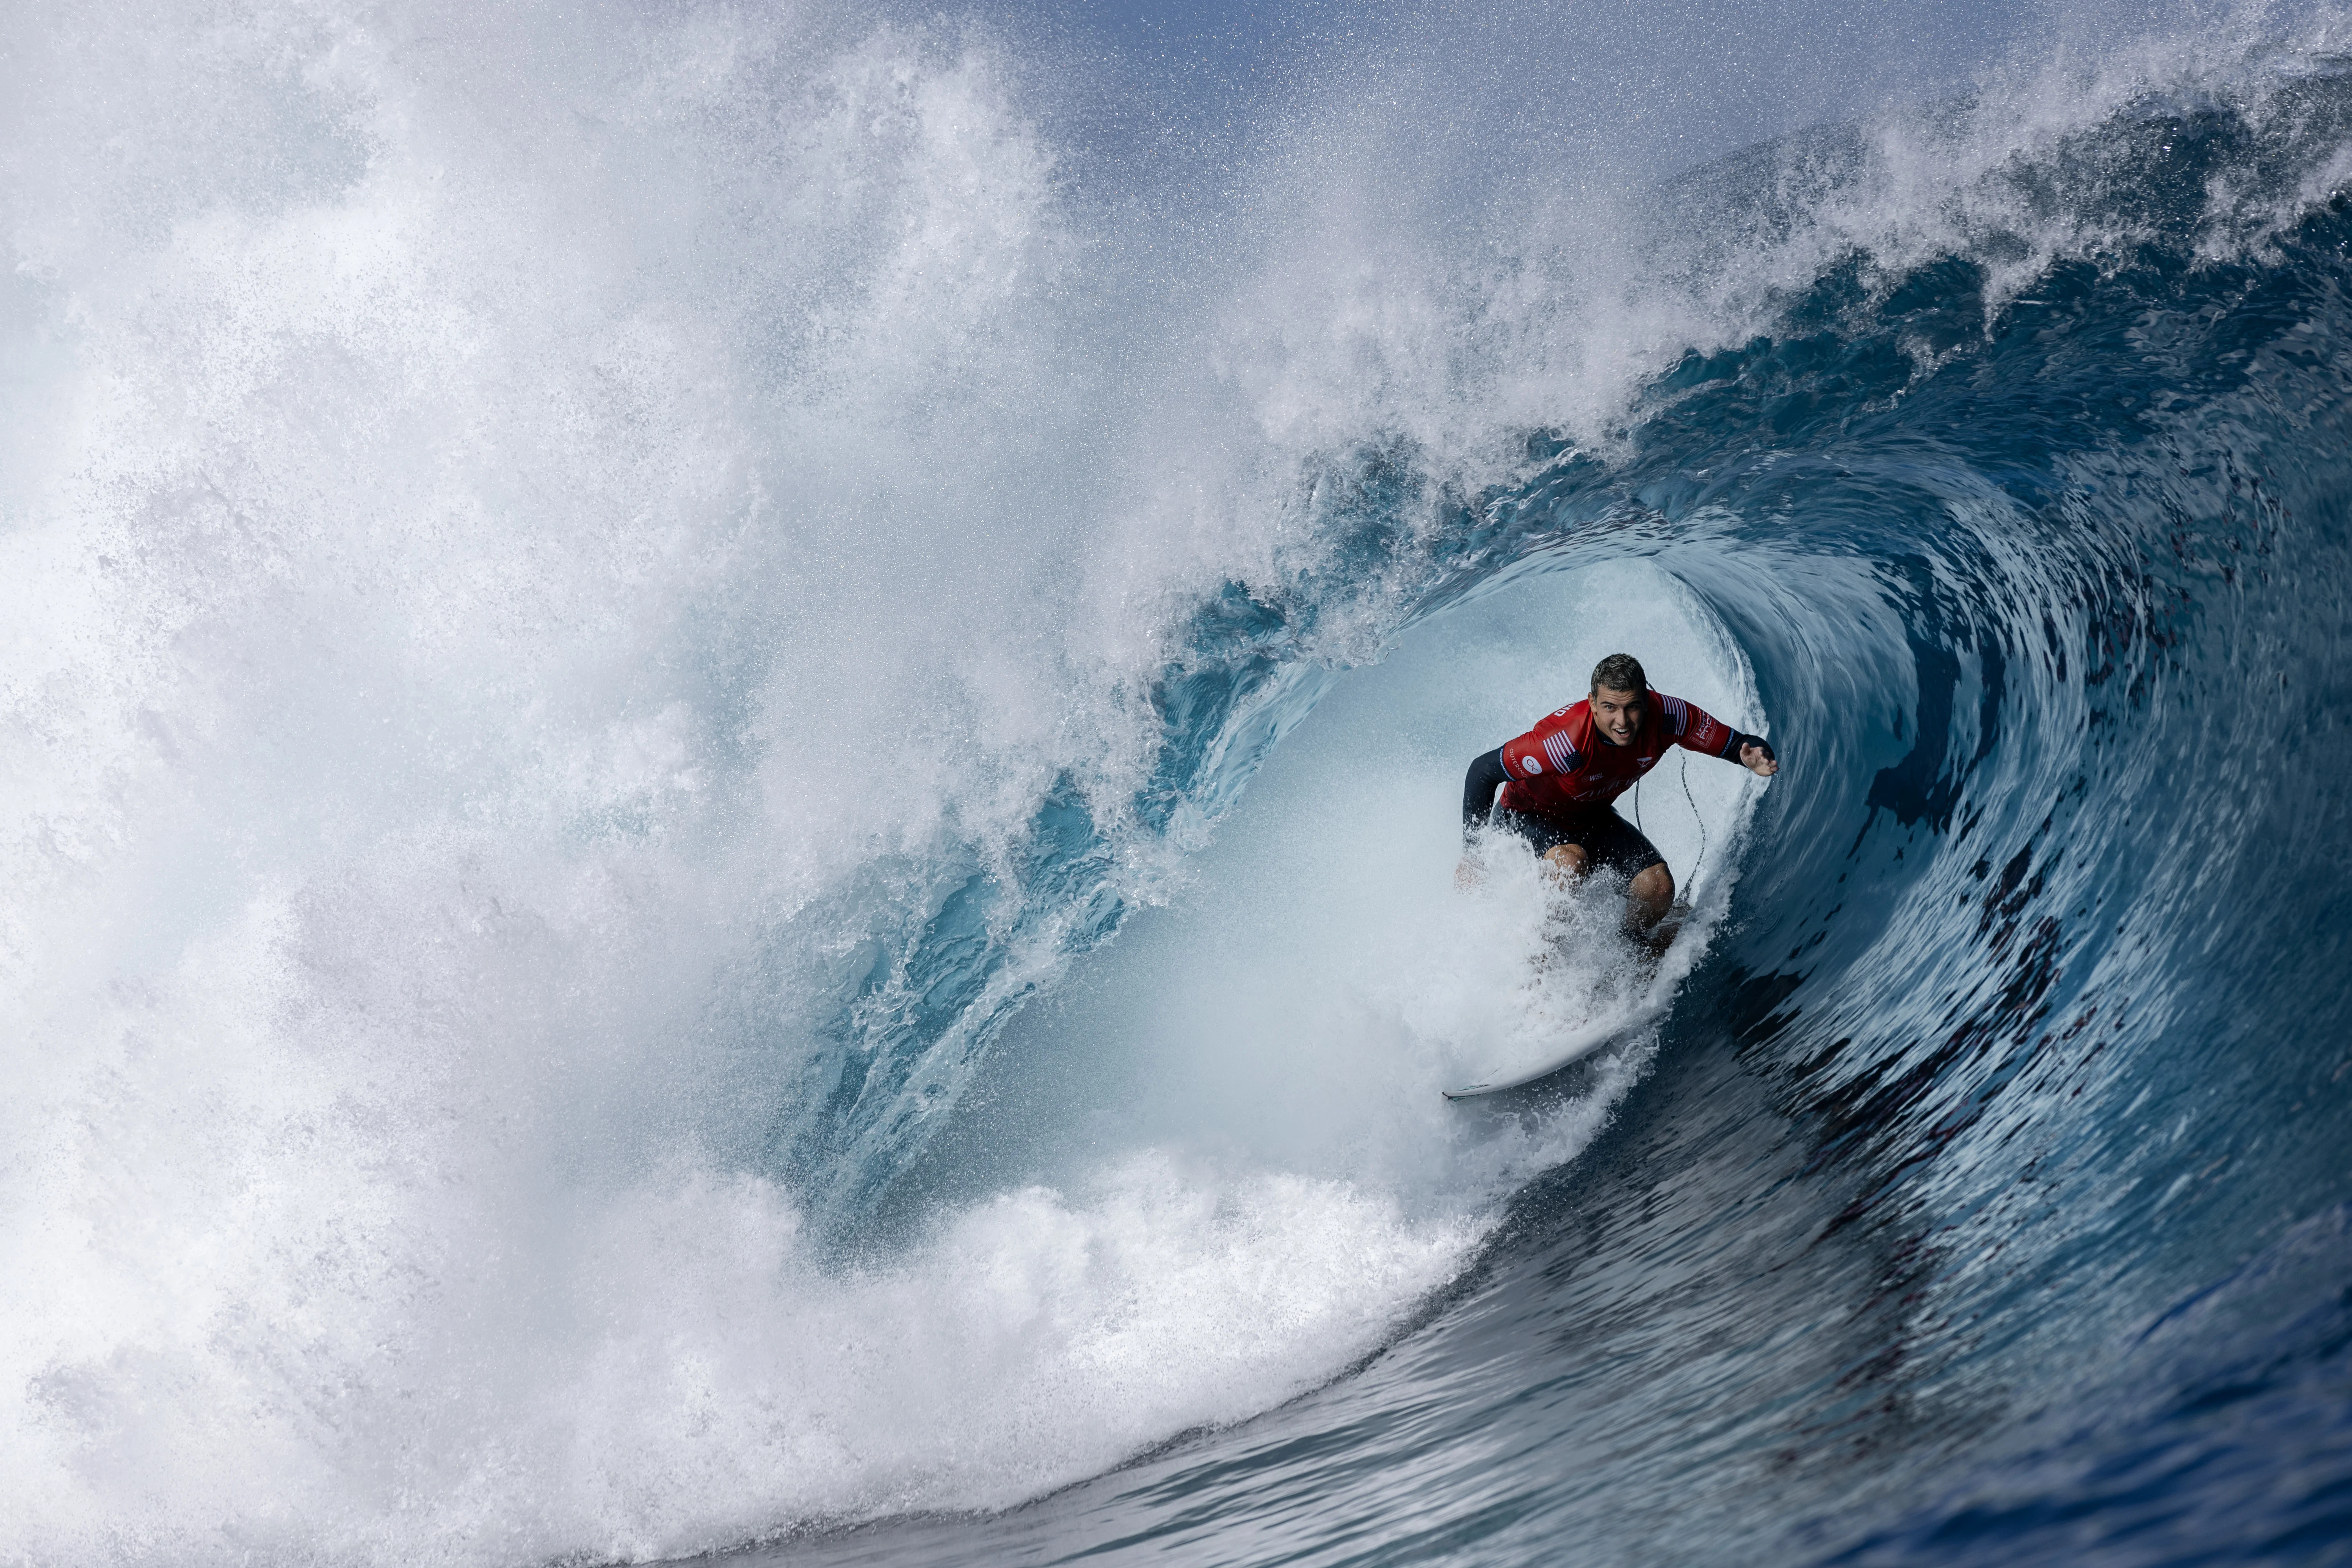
[6,2,2352,1564]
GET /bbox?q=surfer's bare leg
[1541,844,1589,884]
[1548,847,1674,946]
[1627,863,1675,941]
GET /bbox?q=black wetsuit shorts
[1492,806,1665,880]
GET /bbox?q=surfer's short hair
[1591,653,1648,695]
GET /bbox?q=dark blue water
[750,77,2352,1568]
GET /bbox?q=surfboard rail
[1440,982,1673,1100]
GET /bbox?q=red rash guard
[1496,692,1741,818]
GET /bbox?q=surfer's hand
[1740,740,1779,778]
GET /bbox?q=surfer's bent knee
[1543,844,1589,880]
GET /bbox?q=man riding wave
[1459,653,1778,939]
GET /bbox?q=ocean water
[6,2,2352,1564]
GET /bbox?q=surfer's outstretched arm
[1668,697,1779,779]
[1461,748,1509,828]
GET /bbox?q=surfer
[1458,654,1777,939]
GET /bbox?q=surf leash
[1633,753,1710,893]
[1681,752,1706,889]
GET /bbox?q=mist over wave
[6,0,2352,1564]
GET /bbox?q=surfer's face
[1591,684,1645,746]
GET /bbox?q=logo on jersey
[1693,717,1722,747]
[1521,754,1543,774]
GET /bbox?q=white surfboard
[1441,908,1691,1100]
[1439,982,1673,1099]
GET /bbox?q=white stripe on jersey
[1543,732,1577,773]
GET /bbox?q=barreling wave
[762,55,2352,1561]
[801,50,2352,1239]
